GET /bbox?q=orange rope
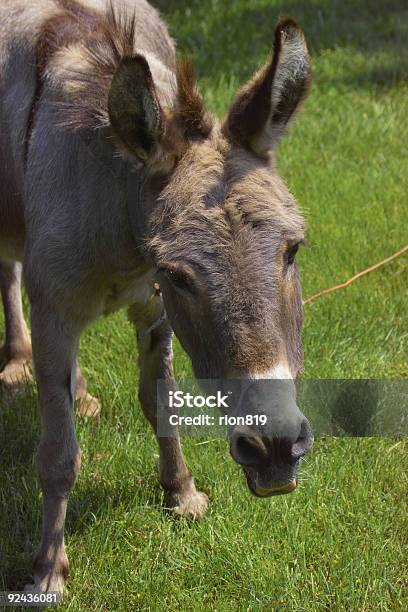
[304,244,408,305]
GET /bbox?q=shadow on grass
[0,387,162,590]
[153,0,408,91]
[0,385,39,589]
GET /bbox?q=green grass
[1,0,408,610]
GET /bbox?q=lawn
[1,0,407,610]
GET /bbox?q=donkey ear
[224,18,311,156]
[108,55,163,161]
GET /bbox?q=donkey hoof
[24,575,65,597]
[167,489,209,519]
[75,392,101,418]
[26,548,68,596]
[0,359,32,390]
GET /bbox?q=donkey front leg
[0,259,32,386]
[128,301,209,519]
[27,304,81,594]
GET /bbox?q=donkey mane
[40,0,208,136]
[41,1,139,130]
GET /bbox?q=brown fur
[26,1,104,161]
[175,58,213,139]
[30,2,210,142]
[42,1,138,130]
[1,0,313,595]
[148,135,305,376]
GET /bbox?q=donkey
[0,0,313,593]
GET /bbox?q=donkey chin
[243,464,300,498]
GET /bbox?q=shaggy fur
[148,134,305,376]
[41,1,174,130]
[0,0,312,595]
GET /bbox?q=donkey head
[109,19,313,496]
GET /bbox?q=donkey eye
[169,271,193,292]
[285,243,300,266]
[158,267,197,295]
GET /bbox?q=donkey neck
[81,126,154,271]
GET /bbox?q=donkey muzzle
[229,415,313,497]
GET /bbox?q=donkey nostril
[291,419,313,460]
[230,432,269,467]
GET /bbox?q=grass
[1,0,408,610]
